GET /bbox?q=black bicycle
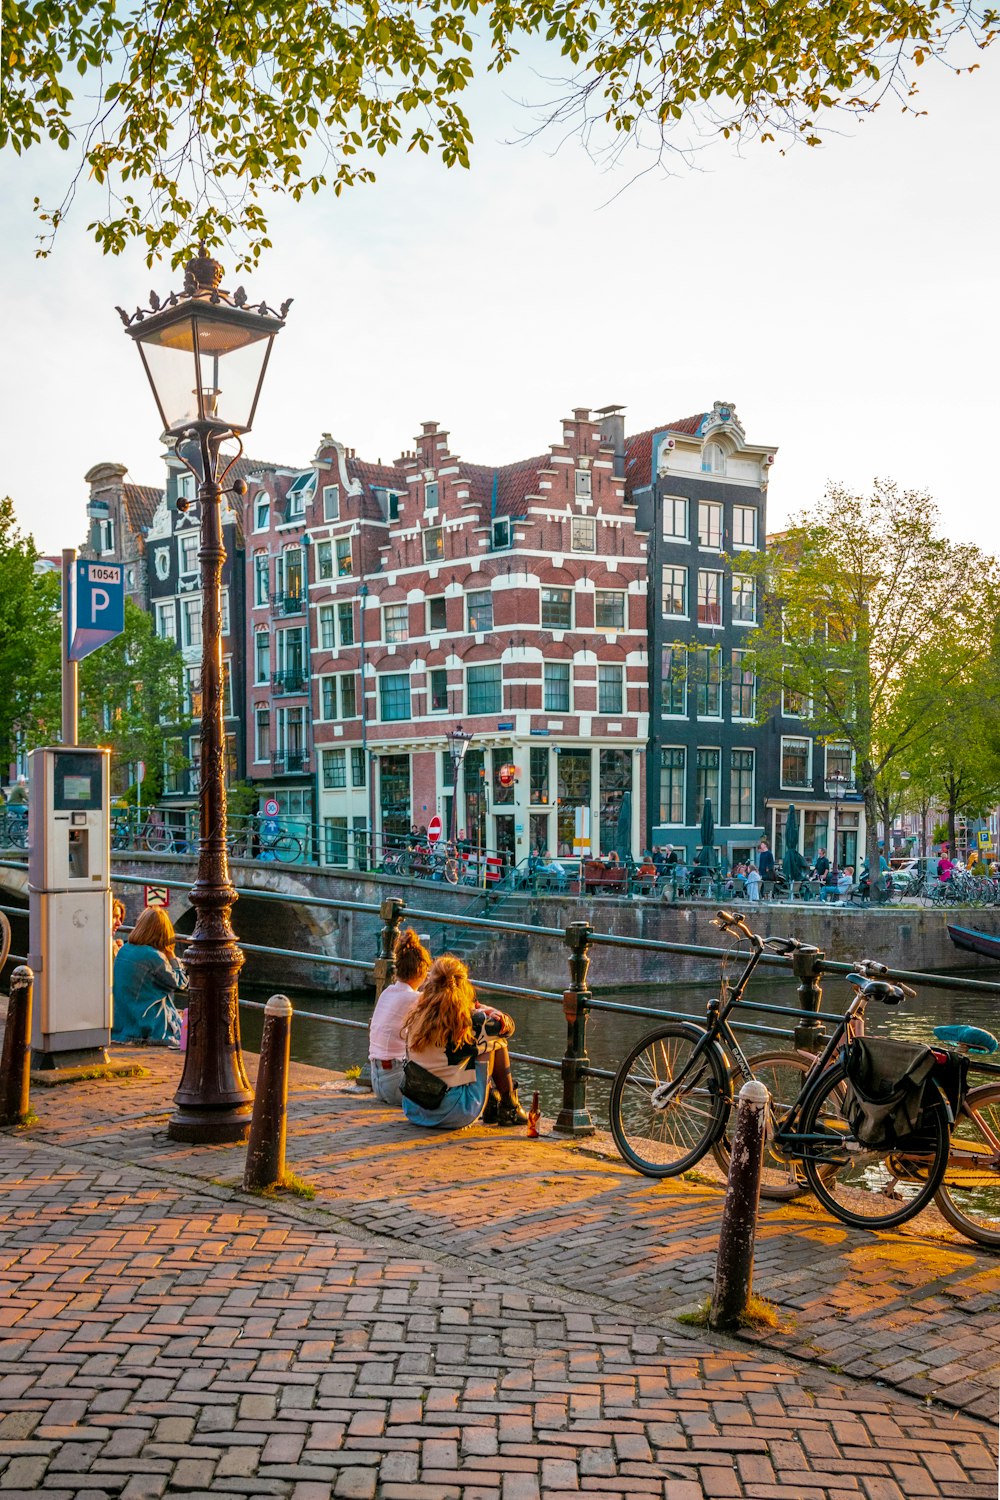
[609,909,952,1230]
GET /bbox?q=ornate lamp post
[826,772,848,877]
[118,247,290,1143]
[445,725,473,846]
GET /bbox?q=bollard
[791,946,826,1052]
[243,994,293,1192]
[709,1079,769,1330]
[0,966,33,1127]
[553,921,595,1137]
[360,897,407,1093]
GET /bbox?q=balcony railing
[273,751,310,774]
[272,669,308,694]
[271,591,305,616]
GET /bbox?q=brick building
[293,410,649,869]
[81,461,162,609]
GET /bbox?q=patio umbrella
[699,797,716,867]
[783,804,806,884]
[615,789,632,860]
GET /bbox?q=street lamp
[445,725,473,846]
[826,773,848,876]
[118,246,290,1143]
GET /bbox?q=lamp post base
[167,1103,253,1144]
[168,940,254,1145]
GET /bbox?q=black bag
[842,1036,936,1149]
[401,1059,448,1111]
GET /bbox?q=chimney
[597,405,626,478]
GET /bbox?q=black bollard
[243,994,292,1192]
[553,921,595,1136]
[792,945,826,1052]
[709,1078,769,1330]
[0,966,34,1127]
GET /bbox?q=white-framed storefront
[766,796,869,872]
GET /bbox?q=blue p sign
[70,561,126,661]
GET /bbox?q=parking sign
[70,561,125,660]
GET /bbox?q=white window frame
[730,748,756,826]
[319,675,337,720]
[383,602,409,644]
[254,551,269,607]
[254,495,270,532]
[154,601,176,641]
[491,517,511,549]
[571,516,596,552]
[731,649,756,722]
[178,531,199,577]
[254,706,270,763]
[339,673,358,720]
[824,742,855,790]
[254,629,270,686]
[595,590,626,631]
[424,481,439,512]
[732,505,758,550]
[316,540,333,581]
[181,595,202,648]
[318,604,335,652]
[702,442,726,475]
[662,566,688,619]
[659,746,687,826]
[574,469,592,499]
[697,569,724,627]
[662,495,688,540]
[697,501,723,550]
[780,735,813,791]
[598,663,624,716]
[322,485,340,522]
[543,661,572,714]
[426,596,448,634]
[732,574,757,626]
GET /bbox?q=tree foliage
[0,499,61,771]
[745,479,1000,872]
[3,0,996,266]
[898,664,1000,851]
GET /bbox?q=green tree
[900,667,1000,854]
[745,480,1000,876]
[0,499,61,770]
[3,0,996,267]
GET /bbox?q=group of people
[368,929,528,1131]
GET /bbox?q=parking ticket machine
[28,746,112,1063]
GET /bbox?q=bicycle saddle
[933,1024,999,1055]
[847,973,908,1005]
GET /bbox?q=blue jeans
[371,1058,405,1108]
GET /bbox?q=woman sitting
[401,955,528,1129]
[368,928,432,1107]
[112,906,188,1046]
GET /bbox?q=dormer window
[575,469,592,499]
[702,442,726,475]
[425,481,439,511]
[491,517,511,550]
[285,470,315,519]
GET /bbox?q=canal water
[239,966,1000,1124]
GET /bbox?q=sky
[1,41,998,556]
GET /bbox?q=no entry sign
[427,815,442,844]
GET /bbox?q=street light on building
[446,725,473,846]
[118,246,290,1144]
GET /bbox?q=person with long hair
[400,954,528,1129]
[368,928,432,1106]
[111,906,188,1046]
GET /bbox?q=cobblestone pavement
[1,1131,997,1500]
[11,1047,1000,1428]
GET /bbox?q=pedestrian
[745,864,761,901]
[111,898,127,956]
[7,776,28,807]
[812,846,830,881]
[368,929,432,1108]
[400,954,528,1129]
[937,846,955,884]
[757,839,775,899]
[111,907,188,1046]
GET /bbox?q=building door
[529,812,551,855]
[557,749,592,858]
[494,814,515,868]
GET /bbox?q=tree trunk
[862,760,879,880]
[947,777,958,855]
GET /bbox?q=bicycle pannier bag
[401,1059,448,1111]
[842,1037,936,1149]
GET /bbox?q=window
[184,665,203,718]
[781,737,812,788]
[384,603,408,644]
[163,736,185,794]
[571,516,595,551]
[154,601,176,641]
[324,817,349,864]
[379,672,411,722]
[429,668,449,712]
[696,748,721,814]
[337,600,354,646]
[178,532,199,575]
[702,442,726,475]
[423,527,444,562]
[595,590,625,630]
[276,627,305,688]
[320,677,336,719]
[254,630,270,685]
[175,472,195,505]
[254,551,269,606]
[731,649,756,720]
[782,673,809,717]
[467,664,502,715]
[530,746,549,804]
[466,589,493,633]
[425,481,439,511]
[544,662,570,713]
[323,749,347,789]
[427,597,447,632]
[662,566,688,617]
[541,587,572,630]
[730,750,755,825]
[280,549,303,603]
[319,605,335,651]
[317,541,333,580]
[286,472,313,519]
[825,743,853,787]
[491,517,511,549]
[220,588,230,637]
[335,537,352,576]
[661,645,687,716]
[223,662,234,718]
[181,596,201,648]
[598,664,623,715]
[732,575,756,625]
[575,469,592,499]
[691,647,721,717]
[254,708,270,763]
[96,518,115,553]
[351,747,366,787]
[254,495,270,531]
[322,485,340,522]
[697,569,723,626]
[697,501,723,549]
[340,674,357,719]
[663,496,688,540]
[659,748,686,824]
[733,506,757,549]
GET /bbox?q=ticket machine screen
[53,752,103,811]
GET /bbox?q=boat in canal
[947,923,1000,960]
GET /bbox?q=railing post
[360,897,406,1093]
[791,945,826,1052]
[0,966,34,1127]
[710,1079,768,1330]
[554,920,595,1136]
[243,994,292,1192]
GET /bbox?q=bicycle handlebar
[712,910,805,954]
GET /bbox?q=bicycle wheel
[801,1063,950,1229]
[272,834,301,861]
[712,1050,819,1201]
[144,825,172,853]
[609,1022,729,1178]
[8,819,27,850]
[935,1084,1000,1247]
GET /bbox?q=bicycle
[0,810,28,849]
[609,909,952,1230]
[929,1023,1000,1246]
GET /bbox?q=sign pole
[61,549,78,746]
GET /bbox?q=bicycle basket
[841,1036,936,1150]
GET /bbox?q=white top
[369,980,420,1060]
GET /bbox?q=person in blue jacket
[112,906,188,1045]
